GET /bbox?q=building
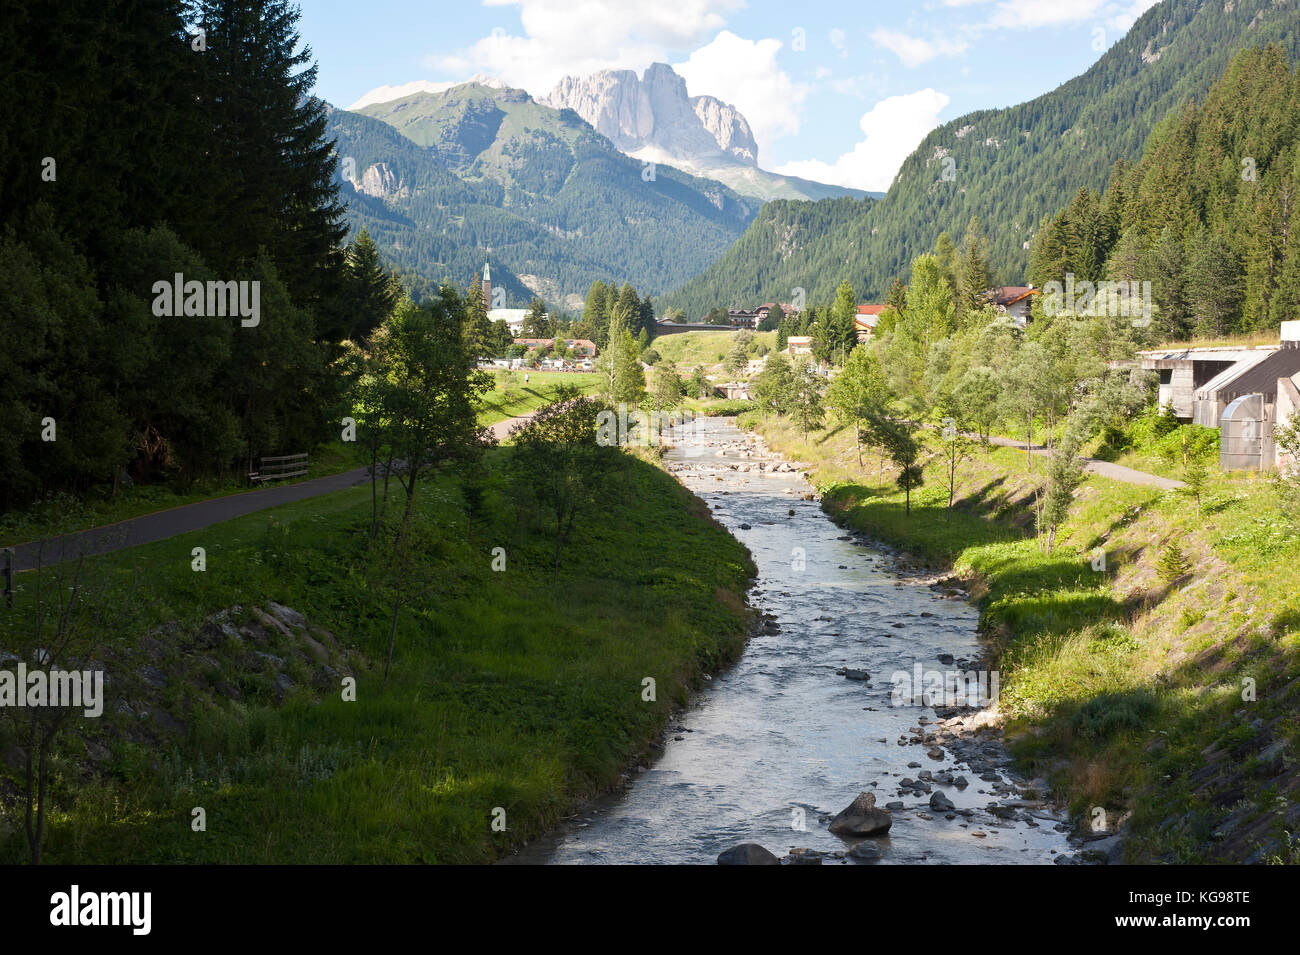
[1139,346,1260,421]
[1141,321,1300,470]
[855,304,887,342]
[786,335,813,357]
[715,382,751,400]
[727,309,758,329]
[489,309,529,334]
[513,338,598,357]
[984,286,1039,327]
[655,320,740,335]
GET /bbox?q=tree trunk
[383,587,403,685]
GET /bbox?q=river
[517,416,1075,865]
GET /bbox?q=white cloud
[940,0,1157,32]
[775,88,950,193]
[988,0,1103,28]
[348,75,506,110]
[1104,0,1161,33]
[425,0,744,98]
[674,31,807,157]
[829,27,848,58]
[871,28,969,67]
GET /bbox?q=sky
[298,0,1162,193]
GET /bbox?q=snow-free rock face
[545,62,758,166]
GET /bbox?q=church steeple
[481,260,492,311]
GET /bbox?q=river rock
[930,791,956,812]
[828,792,892,837]
[849,841,883,860]
[717,843,781,865]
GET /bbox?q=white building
[488,309,529,335]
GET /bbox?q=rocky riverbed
[515,417,1109,866]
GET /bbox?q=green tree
[826,347,891,466]
[343,227,398,341]
[523,296,550,337]
[789,359,825,441]
[511,389,621,580]
[753,353,794,421]
[875,415,925,515]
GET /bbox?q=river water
[520,416,1074,865]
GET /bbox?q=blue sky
[299,0,1160,191]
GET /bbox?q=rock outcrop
[545,62,758,166]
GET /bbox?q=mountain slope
[329,81,759,307]
[665,0,1300,315]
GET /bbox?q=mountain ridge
[328,81,761,308]
[664,0,1300,316]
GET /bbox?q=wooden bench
[249,452,309,484]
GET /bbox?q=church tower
[481,261,491,312]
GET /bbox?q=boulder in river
[930,791,956,812]
[717,843,781,865]
[849,841,883,861]
[828,791,893,837]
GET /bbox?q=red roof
[856,304,888,315]
[991,286,1038,306]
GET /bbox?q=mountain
[347,74,506,110]
[328,81,759,308]
[664,0,1300,317]
[544,63,875,202]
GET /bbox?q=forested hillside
[0,0,382,509]
[1031,44,1300,339]
[666,0,1300,316]
[330,82,759,308]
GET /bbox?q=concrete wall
[1278,375,1300,472]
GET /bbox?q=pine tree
[186,0,346,308]
[344,228,398,340]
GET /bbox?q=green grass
[746,410,1300,862]
[653,330,777,373]
[0,447,754,863]
[476,371,601,426]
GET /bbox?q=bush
[1070,690,1159,740]
[1156,541,1191,585]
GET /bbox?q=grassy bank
[476,370,601,426]
[741,411,1300,863]
[0,447,754,863]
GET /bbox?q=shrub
[1156,541,1192,585]
[1070,690,1159,740]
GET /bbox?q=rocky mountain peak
[544,63,758,166]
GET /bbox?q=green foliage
[1156,541,1193,584]
[1070,690,1159,741]
[1032,44,1300,337]
[0,0,348,507]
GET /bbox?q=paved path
[981,434,1185,490]
[9,468,373,572]
[8,412,543,573]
